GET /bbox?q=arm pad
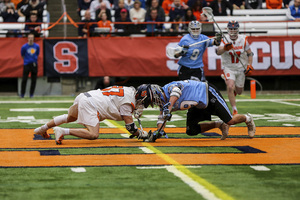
[125,122,138,134]
[170,86,182,98]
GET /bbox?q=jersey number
[102,86,124,97]
[190,49,200,60]
[229,51,241,63]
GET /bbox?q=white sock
[53,114,68,126]
[232,106,237,111]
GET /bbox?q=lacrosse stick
[129,118,144,139]
[166,37,216,58]
[202,7,247,70]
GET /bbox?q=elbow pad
[170,86,182,98]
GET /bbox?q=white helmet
[227,20,239,40]
[188,21,201,39]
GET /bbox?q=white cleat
[218,121,230,140]
[53,127,64,145]
[34,127,50,139]
[246,113,256,138]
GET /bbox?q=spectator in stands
[230,0,245,9]
[94,76,115,90]
[210,0,233,16]
[182,7,196,30]
[191,0,205,21]
[23,0,44,21]
[77,0,92,17]
[266,0,283,9]
[89,0,111,20]
[16,0,28,18]
[145,0,165,22]
[129,0,146,22]
[11,0,21,9]
[78,10,97,37]
[146,0,164,8]
[114,0,129,21]
[0,0,15,14]
[97,11,112,36]
[124,0,134,11]
[95,1,112,21]
[20,32,40,98]
[115,8,132,34]
[24,13,41,37]
[286,0,300,21]
[1,3,19,21]
[169,0,186,22]
[245,0,262,9]
[162,0,173,16]
[144,7,164,33]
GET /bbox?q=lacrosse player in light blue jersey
[135,80,256,142]
[174,21,222,82]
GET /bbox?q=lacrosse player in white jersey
[216,20,254,115]
[34,86,151,145]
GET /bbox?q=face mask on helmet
[227,20,239,40]
[188,21,201,39]
[150,84,166,108]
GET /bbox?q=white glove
[133,109,143,119]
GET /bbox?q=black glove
[180,46,189,56]
[153,130,168,139]
[214,32,222,46]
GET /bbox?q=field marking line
[269,100,300,107]
[71,167,86,173]
[107,120,234,200]
[250,166,270,171]
[136,166,202,169]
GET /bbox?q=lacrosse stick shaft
[137,118,144,133]
[187,37,216,47]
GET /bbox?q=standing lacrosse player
[135,81,256,141]
[216,20,254,115]
[34,86,152,145]
[174,20,222,82]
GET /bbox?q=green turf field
[0,93,300,200]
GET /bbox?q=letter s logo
[53,42,79,73]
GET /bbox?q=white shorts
[223,68,245,88]
[73,93,99,127]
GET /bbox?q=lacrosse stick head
[227,20,239,40]
[188,21,201,39]
[202,7,214,21]
[166,46,183,58]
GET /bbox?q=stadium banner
[88,36,300,77]
[0,38,44,78]
[44,39,89,77]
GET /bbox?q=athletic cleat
[146,130,157,142]
[232,109,238,115]
[218,121,230,140]
[34,127,50,139]
[245,113,256,138]
[53,127,64,145]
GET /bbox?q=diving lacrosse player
[135,81,256,141]
[34,86,152,145]
[216,20,254,115]
[174,20,223,82]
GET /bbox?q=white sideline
[250,166,270,171]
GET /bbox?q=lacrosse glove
[153,130,168,139]
[162,102,172,121]
[244,65,254,75]
[180,46,189,56]
[224,43,233,51]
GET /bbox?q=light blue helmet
[188,21,202,39]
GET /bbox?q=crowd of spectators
[77,0,295,37]
[0,0,47,37]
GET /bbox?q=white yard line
[71,167,86,173]
[250,166,271,171]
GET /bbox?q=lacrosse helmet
[188,21,202,39]
[135,84,166,108]
[227,20,239,40]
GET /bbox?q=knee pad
[53,114,68,126]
